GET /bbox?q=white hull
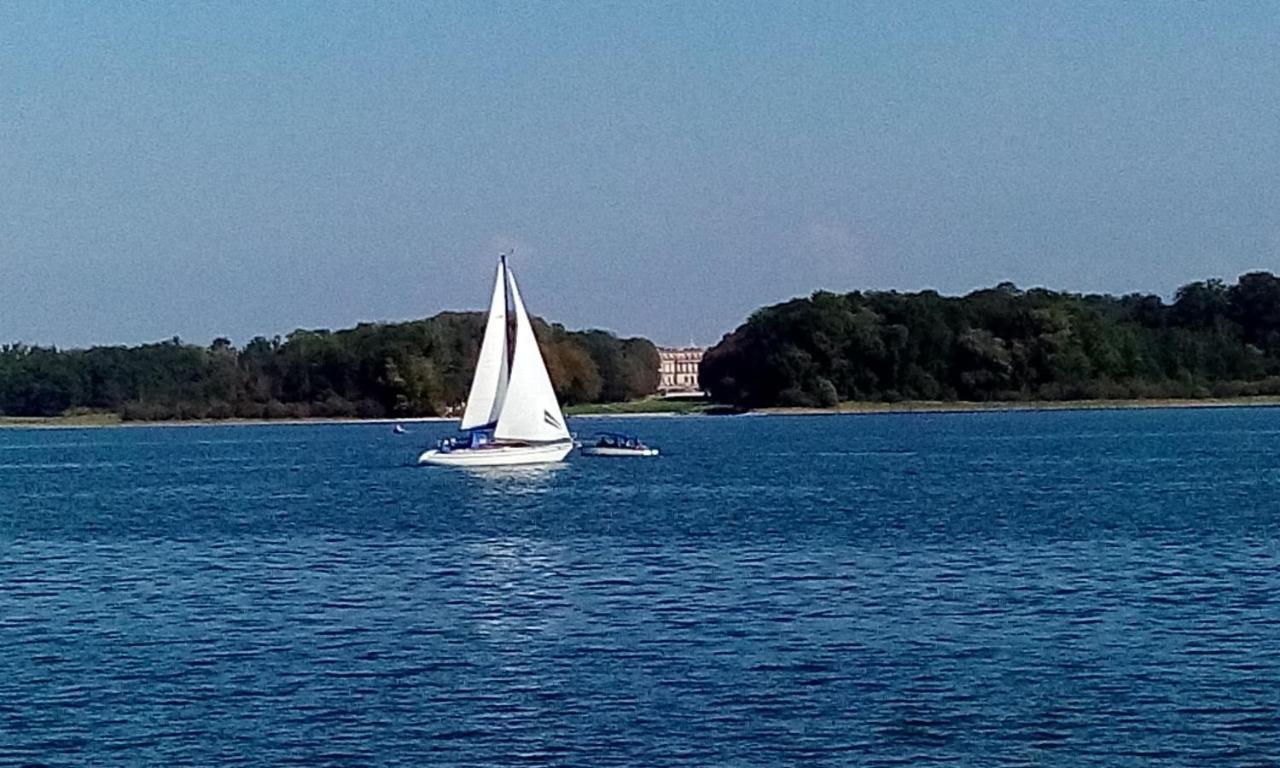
[580,446,659,457]
[419,440,574,467]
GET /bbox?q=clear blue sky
[2,1,1277,348]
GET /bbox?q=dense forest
[701,272,1280,408]
[0,313,659,420]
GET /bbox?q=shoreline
[5,396,1280,430]
[0,412,676,430]
[0,415,457,430]
[757,396,1280,416]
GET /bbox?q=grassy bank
[565,398,711,416]
[0,412,124,428]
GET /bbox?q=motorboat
[579,432,659,457]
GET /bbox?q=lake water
[2,409,1279,765]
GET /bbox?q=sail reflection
[464,462,569,496]
[462,536,571,642]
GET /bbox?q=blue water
[2,409,1279,765]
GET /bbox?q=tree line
[700,272,1280,408]
[0,313,659,420]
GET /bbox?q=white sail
[493,267,571,443]
[459,259,510,430]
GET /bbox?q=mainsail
[458,259,510,430]
[493,266,572,443]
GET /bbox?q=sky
[1,1,1278,348]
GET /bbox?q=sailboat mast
[501,251,516,369]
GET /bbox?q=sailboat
[418,254,575,467]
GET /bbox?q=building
[658,346,706,394]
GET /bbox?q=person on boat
[595,433,647,450]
